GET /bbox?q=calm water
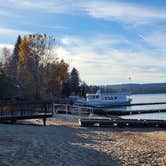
[131,93,166,104]
[129,93,166,110]
[120,93,166,120]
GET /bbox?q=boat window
[111,96,114,100]
[105,96,110,100]
[87,95,99,99]
[114,96,117,100]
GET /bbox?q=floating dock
[79,118,166,128]
[104,108,166,115]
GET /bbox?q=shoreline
[0,115,166,166]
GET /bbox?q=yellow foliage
[19,37,29,61]
[15,33,69,97]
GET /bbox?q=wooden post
[43,117,46,126]
[43,103,47,126]
[52,103,55,115]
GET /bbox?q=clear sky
[0,0,166,85]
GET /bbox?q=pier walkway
[0,101,53,125]
[54,104,166,128]
[129,101,166,106]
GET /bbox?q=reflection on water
[121,112,166,121]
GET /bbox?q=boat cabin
[85,91,131,107]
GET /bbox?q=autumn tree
[1,33,70,99]
[2,47,12,76]
[12,33,69,99]
[46,60,69,96]
[17,34,56,98]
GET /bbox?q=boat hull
[75,100,131,108]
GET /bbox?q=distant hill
[100,83,166,94]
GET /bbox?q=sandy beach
[0,115,166,166]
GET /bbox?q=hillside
[101,83,166,94]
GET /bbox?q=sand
[0,114,166,166]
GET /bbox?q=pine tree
[69,68,80,95]
[6,35,21,83]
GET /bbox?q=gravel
[0,115,165,166]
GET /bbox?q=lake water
[131,93,166,104]
[129,93,166,110]
[120,93,166,120]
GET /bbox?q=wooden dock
[54,103,166,116]
[129,102,166,106]
[79,118,166,128]
[105,108,166,115]
[0,101,54,125]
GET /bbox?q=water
[120,93,166,120]
[129,93,166,111]
[131,93,166,104]
[121,112,166,121]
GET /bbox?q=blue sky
[0,0,166,85]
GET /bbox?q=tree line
[0,33,90,100]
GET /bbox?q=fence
[54,104,95,117]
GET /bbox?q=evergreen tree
[69,68,80,95]
[0,68,17,98]
[80,81,89,97]
[13,35,21,58]
[4,35,21,83]
[12,35,21,82]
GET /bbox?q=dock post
[43,117,46,126]
[43,103,47,126]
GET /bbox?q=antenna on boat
[128,76,131,81]
[128,75,132,95]
[96,89,101,94]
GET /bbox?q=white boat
[75,90,132,107]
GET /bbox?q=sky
[0,0,166,85]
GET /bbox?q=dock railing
[0,101,54,125]
[53,104,94,118]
